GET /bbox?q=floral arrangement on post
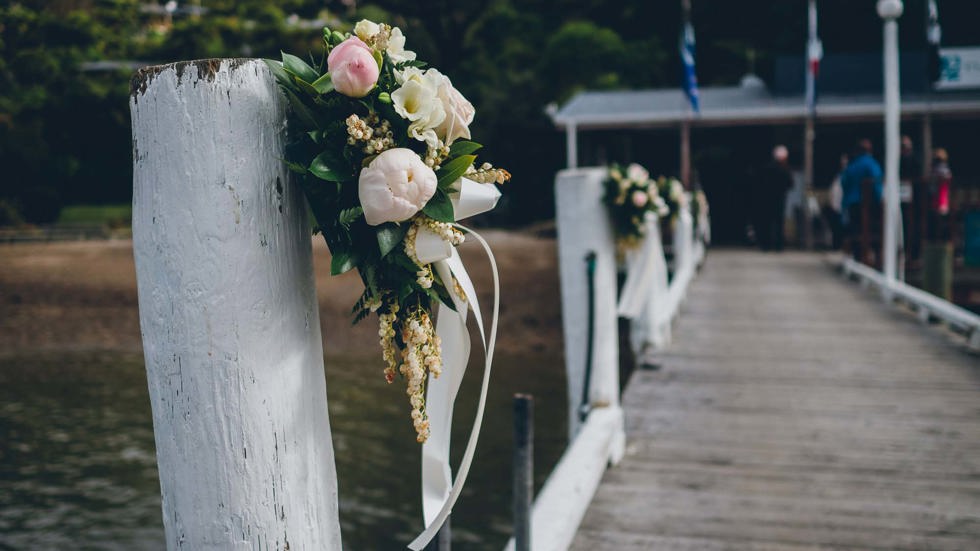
[602,163,669,250]
[691,189,709,235]
[266,20,509,444]
[656,175,689,224]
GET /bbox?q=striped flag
[680,20,700,113]
[805,0,823,115]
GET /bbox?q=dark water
[0,351,567,550]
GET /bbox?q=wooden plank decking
[572,250,980,551]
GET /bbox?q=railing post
[513,394,534,551]
[555,168,621,439]
[131,59,342,549]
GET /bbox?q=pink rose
[327,37,379,98]
[358,149,437,226]
[631,190,649,208]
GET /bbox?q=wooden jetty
[572,250,980,550]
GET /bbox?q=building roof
[551,76,980,130]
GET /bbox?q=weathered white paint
[502,406,624,551]
[131,59,341,549]
[555,168,621,440]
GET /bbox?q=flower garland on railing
[602,163,669,250]
[656,175,688,224]
[266,21,509,445]
[691,189,709,237]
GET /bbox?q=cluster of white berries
[423,143,451,170]
[399,308,442,443]
[465,162,511,185]
[364,23,392,51]
[346,113,395,155]
[378,299,400,384]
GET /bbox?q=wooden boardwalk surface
[572,250,980,551]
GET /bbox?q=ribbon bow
[408,178,501,550]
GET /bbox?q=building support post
[680,119,691,188]
[130,59,342,550]
[566,121,579,169]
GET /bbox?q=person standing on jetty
[757,145,793,251]
[840,139,883,259]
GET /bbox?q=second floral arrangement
[602,163,670,249]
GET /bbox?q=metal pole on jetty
[513,394,534,551]
[878,0,904,294]
[130,59,342,549]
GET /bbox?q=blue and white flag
[680,21,700,113]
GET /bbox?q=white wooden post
[555,168,621,439]
[131,59,342,549]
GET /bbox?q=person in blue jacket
[840,139,883,242]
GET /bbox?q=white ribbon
[616,214,671,353]
[408,178,501,550]
[617,213,661,320]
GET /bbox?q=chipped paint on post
[131,59,342,550]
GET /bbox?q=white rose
[354,19,380,42]
[626,163,649,184]
[358,148,437,226]
[387,27,417,63]
[392,68,446,147]
[427,69,475,145]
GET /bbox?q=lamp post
[878,0,903,296]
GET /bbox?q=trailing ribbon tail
[617,213,661,320]
[411,178,501,550]
[409,226,499,550]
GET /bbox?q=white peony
[427,69,475,145]
[354,19,381,42]
[392,68,446,147]
[387,27,417,63]
[358,148,437,226]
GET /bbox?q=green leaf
[448,140,482,157]
[339,206,364,227]
[309,151,348,182]
[264,59,296,92]
[376,223,408,257]
[283,159,308,175]
[294,76,321,98]
[281,52,320,84]
[282,87,319,129]
[436,155,476,189]
[330,250,356,275]
[422,188,455,222]
[311,72,333,94]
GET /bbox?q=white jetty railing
[131,59,342,549]
[504,167,705,551]
[833,256,980,351]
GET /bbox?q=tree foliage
[1,0,975,224]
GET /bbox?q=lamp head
[877,0,904,20]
